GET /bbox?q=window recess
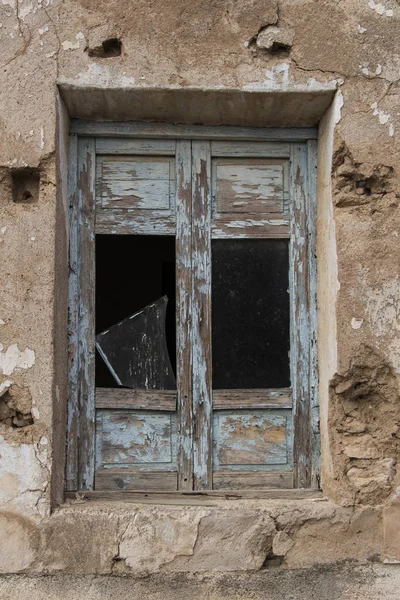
[66,126,319,495]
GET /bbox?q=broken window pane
[96,296,176,390]
[95,234,176,387]
[212,239,290,389]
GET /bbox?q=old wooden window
[66,123,319,496]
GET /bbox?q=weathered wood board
[212,389,292,410]
[212,158,287,214]
[96,410,177,467]
[213,470,293,490]
[96,155,175,210]
[213,411,289,467]
[95,388,176,411]
[95,469,178,491]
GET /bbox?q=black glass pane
[212,239,290,389]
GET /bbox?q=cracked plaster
[0,0,399,583]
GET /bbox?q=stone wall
[0,0,400,584]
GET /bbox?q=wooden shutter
[66,125,318,494]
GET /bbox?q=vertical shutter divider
[191,141,213,490]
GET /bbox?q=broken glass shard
[96,296,176,390]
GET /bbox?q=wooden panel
[96,138,175,155]
[213,158,286,214]
[176,140,193,490]
[71,120,318,141]
[212,217,289,239]
[213,411,288,466]
[213,389,292,410]
[96,388,176,411]
[191,141,212,490]
[95,469,177,491]
[213,470,293,490]
[97,156,175,210]
[96,410,177,465]
[211,141,290,157]
[66,488,322,502]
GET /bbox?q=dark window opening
[212,238,290,389]
[95,234,176,388]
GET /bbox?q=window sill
[64,488,323,507]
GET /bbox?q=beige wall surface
[0,0,400,587]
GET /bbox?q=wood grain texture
[213,470,293,490]
[211,141,290,157]
[95,388,176,411]
[176,140,194,490]
[95,469,178,491]
[289,143,316,489]
[213,411,288,466]
[71,120,318,141]
[191,141,212,490]
[77,137,96,490]
[213,389,292,410]
[97,156,175,210]
[96,410,176,465]
[211,217,289,239]
[65,488,321,502]
[96,138,175,155]
[66,132,79,491]
[213,159,285,214]
[95,208,175,235]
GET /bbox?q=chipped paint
[0,436,49,518]
[0,344,35,376]
[359,63,382,77]
[0,379,12,396]
[366,279,400,336]
[371,102,395,136]
[18,1,33,21]
[351,317,364,329]
[62,32,85,51]
[368,0,393,16]
[1,0,16,8]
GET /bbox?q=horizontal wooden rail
[96,388,176,411]
[213,388,292,410]
[95,388,292,411]
[71,120,318,141]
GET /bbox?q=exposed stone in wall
[0,501,387,574]
[332,139,397,209]
[329,346,400,505]
[0,384,33,429]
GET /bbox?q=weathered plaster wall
[0,0,400,587]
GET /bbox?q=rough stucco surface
[0,0,400,593]
[1,565,400,600]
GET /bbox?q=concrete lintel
[58,82,337,127]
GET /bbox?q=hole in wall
[0,390,34,428]
[87,38,122,59]
[11,169,40,204]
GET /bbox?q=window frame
[66,121,319,495]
